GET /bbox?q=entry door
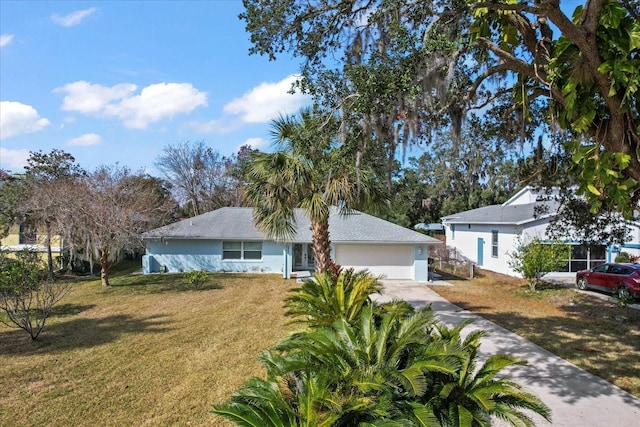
[477,238,484,266]
[293,243,315,269]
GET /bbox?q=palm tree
[244,107,386,273]
[284,269,384,328]
[213,270,552,427]
[419,323,553,427]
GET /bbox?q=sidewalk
[374,280,640,427]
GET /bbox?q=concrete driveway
[375,280,640,427]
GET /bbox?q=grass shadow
[433,269,468,282]
[0,313,173,356]
[105,272,224,295]
[50,303,96,317]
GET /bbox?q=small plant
[0,249,71,340]
[614,287,636,316]
[508,236,572,291]
[615,252,631,263]
[184,270,209,290]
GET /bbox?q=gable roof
[142,207,439,244]
[441,201,559,226]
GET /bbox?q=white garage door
[335,244,414,279]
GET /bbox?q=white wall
[445,221,549,276]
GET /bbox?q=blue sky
[0,1,310,175]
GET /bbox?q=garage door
[335,244,414,279]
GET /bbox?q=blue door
[477,238,484,266]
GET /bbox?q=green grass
[6,263,639,426]
[0,262,297,427]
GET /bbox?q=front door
[293,243,315,270]
[477,238,484,266]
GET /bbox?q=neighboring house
[0,223,63,264]
[141,207,441,281]
[441,187,640,277]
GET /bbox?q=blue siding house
[142,207,440,281]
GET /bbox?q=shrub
[0,249,71,340]
[184,270,209,290]
[508,236,572,291]
[615,252,631,263]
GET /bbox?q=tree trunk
[99,250,110,287]
[311,215,332,273]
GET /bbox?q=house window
[243,242,262,260]
[491,230,499,257]
[222,241,262,260]
[451,225,455,240]
[19,223,37,245]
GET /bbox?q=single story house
[141,207,441,281]
[441,187,640,277]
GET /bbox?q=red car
[576,263,640,300]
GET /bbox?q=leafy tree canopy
[241,0,640,217]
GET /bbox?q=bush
[0,249,71,340]
[184,270,209,290]
[508,236,572,291]
[615,252,631,263]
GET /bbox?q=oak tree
[241,0,640,216]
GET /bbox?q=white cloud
[0,34,14,48]
[51,7,97,27]
[0,101,50,139]
[55,81,208,129]
[66,133,102,147]
[188,118,236,134]
[0,147,30,170]
[240,137,269,152]
[105,83,208,129]
[223,74,311,123]
[55,80,137,114]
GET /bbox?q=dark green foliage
[213,270,552,426]
[241,0,640,217]
[390,121,521,227]
[0,173,30,239]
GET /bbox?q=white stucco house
[441,187,640,277]
[141,207,441,281]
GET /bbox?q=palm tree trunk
[311,216,332,273]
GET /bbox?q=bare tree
[70,166,177,286]
[156,141,253,215]
[22,150,84,278]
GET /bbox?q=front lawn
[430,269,640,398]
[3,264,639,426]
[0,263,296,427]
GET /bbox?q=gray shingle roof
[441,201,559,225]
[143,207,439,244]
